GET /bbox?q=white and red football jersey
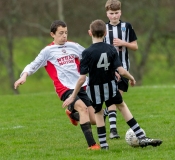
[21,41,88,98]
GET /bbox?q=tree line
[0,0,175,94]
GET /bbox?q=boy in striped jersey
[103,0,138,139]
[63,19,162,149]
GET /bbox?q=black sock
[80,122,96,147]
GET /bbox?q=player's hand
[14,77,26,89]
[129,79,136,86]
[62,96,75,108]
[113,38,125,47]
[115,71,121,82]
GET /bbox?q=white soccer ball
[125,128,146,147]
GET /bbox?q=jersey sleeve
[80,50,89,75]
[20,47,49,77]
[75,43,85,60]
[128,23,137,42]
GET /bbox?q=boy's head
[89,19,106,38]
[50,20,67,34]
[105,0,121,25]
[105,0,121,11]
[50,20,68,45]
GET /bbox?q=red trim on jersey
[48,41,72,46]
[75,58,80,73]
[83,86,87,90]
[48,41,55,46]
[45,61,69,99]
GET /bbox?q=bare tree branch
[22,21,49,33]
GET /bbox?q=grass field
[0,85,175,160]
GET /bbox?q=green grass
[0,85,175,160]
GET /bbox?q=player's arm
[113,39,138,51]
[62,75,86,108]
[14,49,48,89]
[117,66,136,86]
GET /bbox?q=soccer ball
[125,128,146,147]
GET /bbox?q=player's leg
[116,101,145,138]
[78,88,96,125]
[62,90,79,126]
[103,107,108,121]
[83,97,112,149]
[94,104,109,150]
[87,106,96,125]
[74,99,100,149]
[62,89,100,149]
[65,103,79,125]
[63,88,95,126]
[104,104,119,138]
[116,101,162,147]
[66,105,96,125]
[107,105,120,139]
[72,87,107,125]
[104,78,128,139]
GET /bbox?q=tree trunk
[6,23,19,94]
[58,0,64,21]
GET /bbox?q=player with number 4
[63,19,162,149]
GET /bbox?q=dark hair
[50,20,67,33]
[90,19,106,38]
[105,0,121,11]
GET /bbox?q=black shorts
[118,76,129,92]
[93,90,123,113]
[61,88,92,113]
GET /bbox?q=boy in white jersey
[103,0,139,139]
[63,19,162,149]
[14,20,100,150]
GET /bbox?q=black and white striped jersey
[104,20,137,71]
[80,42,122,104]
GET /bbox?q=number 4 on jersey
[97,53,110,70]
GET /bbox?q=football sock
[80,122,96,147]
[97,126,108,148]
[127,117,145,138]
[108,110,117,131]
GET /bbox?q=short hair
[105,0,121,11]
[90,19,106,38]
[50,20,67,33]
